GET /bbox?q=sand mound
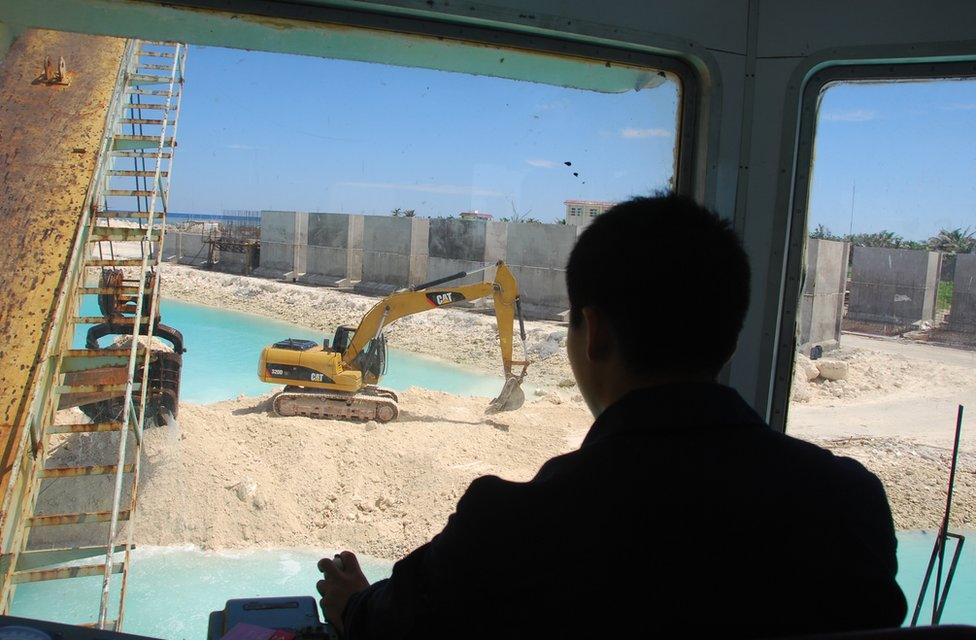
[809,436,976,530]
[34,389,589,558]
[791,347,974,405]
[111,334,174,352]
[158,264,574,385]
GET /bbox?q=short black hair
[566,194,750,377]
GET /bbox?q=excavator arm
[342,261,529,408]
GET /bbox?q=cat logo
[426,291,466,306]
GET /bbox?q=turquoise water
[74,298,519,403]
[11,532,975,636]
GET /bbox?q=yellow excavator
[258,261,530,422]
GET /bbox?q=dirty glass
[788,78,976,623]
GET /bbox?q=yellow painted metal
[0,28,127,615]
[258,262,522,393]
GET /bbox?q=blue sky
[809,80,976,240]
[171,47,975,235]
[170,46,678,222]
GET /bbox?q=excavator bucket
[487,375,526,413]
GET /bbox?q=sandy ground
[39,264,976,560]
[35,390,587,559]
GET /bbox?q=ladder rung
[111,150,172,159]
[113,134,175,144]
[97,209,158,218]
[105,189,156,197]
[60,348,145,372]
[74,316,150,324]
[126,88,175,97]
[119,119,167,127]
[12,544,129,571]
[139,63,172,71]
[90,225,160,241]
[124,102,172,110]
[127,73,171,85]
[47,421,125,435]
[78,621,117,629]
[139,50,175,58]
[79,286,143,295]
[85,258,148,267]
[29,510,130,527]
[12,562,123,584]
[41,464,135,478]
[56,381,141,394]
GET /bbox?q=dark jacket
[343,383,907,639]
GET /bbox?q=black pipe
[411,271,468,291]
[910,405,966,626]
[515,296,526,341]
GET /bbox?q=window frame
[95,0,701,197]
[768,59,976,433]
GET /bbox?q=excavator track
[272,385,399,422]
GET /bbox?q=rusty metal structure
[204,212,261,274]
[0,32,186,630]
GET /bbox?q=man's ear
[581,306,613,363]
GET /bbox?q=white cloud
[525,158,557,169]
[941,102,976,111]
[334,181,503,197]
[224,143,263,150]
[620,127,671,139]
[822,109,876,122]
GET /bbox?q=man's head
[565,194,750,416]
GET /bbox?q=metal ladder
[0,39,186,630]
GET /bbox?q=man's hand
[317,551,370,635]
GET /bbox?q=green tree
[846,230,905,248]
[927,227,975,254]
[809,224,839,241]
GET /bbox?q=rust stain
[29,510,129,526]
[0,29,126,511]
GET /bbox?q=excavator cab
[332,325,354,355]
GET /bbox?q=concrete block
[259,210,308,279]
[175,232,207,266]
[162,230,181,262]
[359,215,427,290]
[949,253,976,332]
[428,218,486,262]
[505,223,578,270]
[847,247,941,327]
[508,264,569,312]
[304,212,363,284]
[797,239,849,354]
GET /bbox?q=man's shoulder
[758,428,889,500]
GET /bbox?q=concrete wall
[356,215,429,294]
[161,231,207,266]
[425,218,489,287]
[949,253,976,332]
[504,223,579,312]
[302,212,364,285]
[257,210,308,279]
[796,239,849,354]
[847,247,941,327]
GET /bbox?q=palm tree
[809,224,838,240]
[927,227,975,254]
[847,230,905,248]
